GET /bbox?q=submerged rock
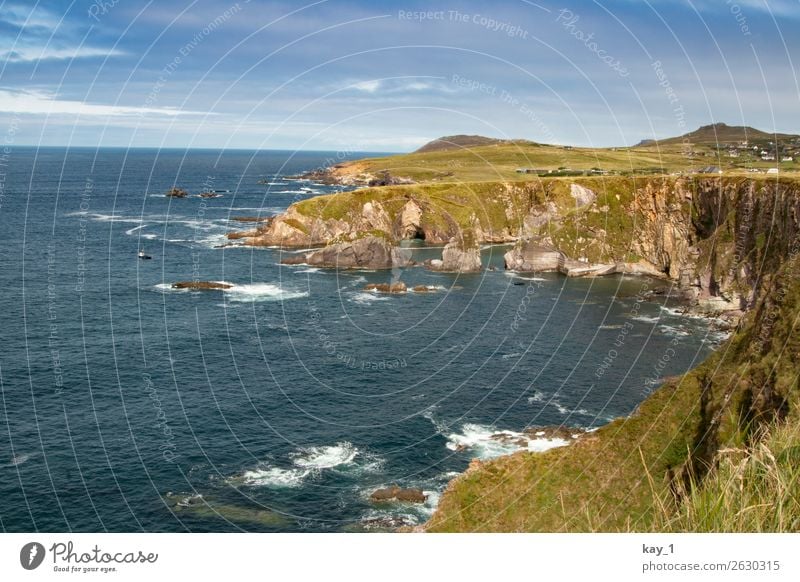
[164,493,288,527]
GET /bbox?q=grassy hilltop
[326,123,800,185]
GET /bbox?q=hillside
[320,125,799,187]
[414,134,508,153]
[657,122,799,146]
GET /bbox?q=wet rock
[504,239,564,272]
[370,486,427,504]
[429,235,482,272]
[364,281,407,294]
[286,236,412,270]
[522,426,587,441]
[171,281,233,290]
[166,187,189,198]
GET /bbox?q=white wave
[153,281,306,302]
[660,305,710,321]
[224,283,308,303]
[70,212,144,224]
[293,267,321,274]
[527,391,545,404]
[632,315,660,324]
[7,453,32,467]
[658,324,691,337]
[241,466,310,488]
[350,292,389,304]
[291,442,358,470]
[141,233,158,240]
[504,272,547,282]
[501,352,522,360]
[125,224,147,235]
[410,285,445,292]
[194,233,230,248]
[445,423,569,460]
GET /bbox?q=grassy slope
[333,139,799,185]
[426,252,800,532]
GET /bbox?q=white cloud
[0,89,209,118]
[1,45,126,63]
[352,80,382,93]
[0,3,61,31]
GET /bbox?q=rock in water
[370,486,427,504]
[429,235,482,272]
[171,281,233,290]
[165,187,189,198]
[286,236,412,270]
[364,281,407,294]
[504,239,565,272]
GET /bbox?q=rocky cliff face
[281,236,412,270]
[231,177,800,310]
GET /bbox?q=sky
[1,0,799,151]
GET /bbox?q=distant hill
[414,135,507,153]
[653,123,799,146]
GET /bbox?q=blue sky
[1,0,798,151]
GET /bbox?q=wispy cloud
[1,45,125,63]
[347,77,449,95]
[0,2,61,31]
[0,89,208,118]
[0,2,123,63]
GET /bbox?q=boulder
[166,187,189,198]
[370,486,427,504]
[570,183,596,207]
[286,236,412,270]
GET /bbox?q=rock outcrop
[282,236,412,270]
[504,240,564,271]
[429,235,482,272]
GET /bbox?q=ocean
[0,147,723,532]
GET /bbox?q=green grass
[653,420,800,532]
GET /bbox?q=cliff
[424,175,800,532]
[232,176,799,313]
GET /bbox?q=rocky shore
[228,176,798,319]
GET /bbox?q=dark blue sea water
[0,147,724,532]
